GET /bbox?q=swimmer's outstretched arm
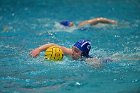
[30,43,72,57]
[85,58,101,67]
[78,17,117,27]
[30,43,58,57]
[85,54,140,67]
[90,17,117,25]
[85,57,114,67]
[111,54,140,61]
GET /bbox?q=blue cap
[60,20,71,27]
[74,40,91,57]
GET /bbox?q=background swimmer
[59,17,117,27]
[30,40,91,60]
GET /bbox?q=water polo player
[30,39,115,67]
[30,39,91,60]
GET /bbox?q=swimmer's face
[72,46,82,60]
[69,22,74,27]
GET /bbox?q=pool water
[0,0,140,93]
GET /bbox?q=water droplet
[75,82,80,86]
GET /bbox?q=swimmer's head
[72,40,91,59]
[60,20,74,27]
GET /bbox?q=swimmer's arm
[30,43,72,57]
[89,18,117,25]
[38,43,59,51]
[60,46,72,55]
[78,20,89,27]
[78,17,117,27]
[85,57,114,67]
[85,58,102,67]
[30,43,58,57]
[111,54,140,61]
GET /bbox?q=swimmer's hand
[30,48,40,57]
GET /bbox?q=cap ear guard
[81,51,90,57]
[81,43,91,57]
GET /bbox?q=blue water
[0,0,140,93]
